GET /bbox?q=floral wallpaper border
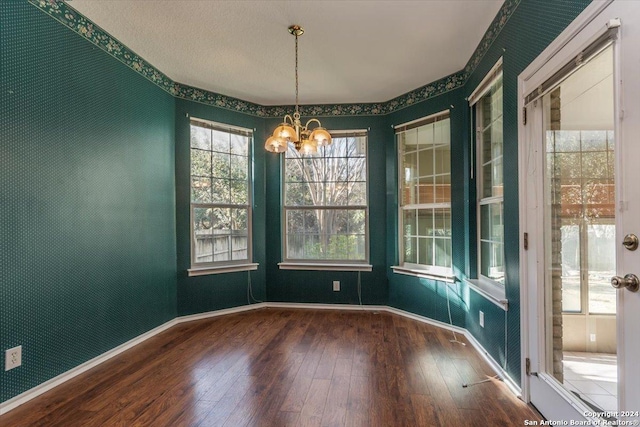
[28,0,520,117]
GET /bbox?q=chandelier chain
[294,32,299,114]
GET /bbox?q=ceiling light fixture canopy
[265,25,332,155]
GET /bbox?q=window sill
[464,278,508,311]
[278,263,373,272]
[390,266,455,283]
[188,263,259,277]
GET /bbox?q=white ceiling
[70,0,503,106]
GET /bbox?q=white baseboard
[0,317,178,415]
[176,302,268,323]
[463,331,522,397]
[0,301,520,415]
[266,301,387,312]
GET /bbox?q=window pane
[190,125,211,150]
[435,145,450,175]
[403,210,416,236]
[418,176,435,205]
[401,128,418,153]
[211,179,231,204]
[351,235,366,260]
[492,157,503,197]
[480,202,504,283]
[433,209,450,237]
[230,134,248,156]
[191,149,211,176]
[403,152,417,182]
[405,236,417,264]
[417,209,433,236]
[230,179,248,205]
[588,223,616,314]
[560,223,581,312]
[230,208,248,261]
[435,238,448,267]
[346,136,366,157]
[348,210,366,235]
[286,183,313,206]
[555,130,580,152]
[582,152,609,179]
[230,154,248,181]
[211,152,230,179]
[347,157,367,182]
[418,237,431,265]
[193,207,213,263]
[418,149,434,177]
[211,207,231,262]
[212,129,230,153]
[285,159,304,182]
[191,177,211,203]
[435,175,451,203]
[434,120,448,146]
[347,182,367,206]
[417,123,434,148]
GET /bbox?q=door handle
[611,274,640,292]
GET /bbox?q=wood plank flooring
[0,308,541,426]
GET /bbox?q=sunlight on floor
[562,352,617,412]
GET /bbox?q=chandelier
[264,25,332,155]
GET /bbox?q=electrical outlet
[479,311,485,328]
[590,333,596,342]
[333,280,340,291]
[5,345,22,371]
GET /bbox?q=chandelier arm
[283,114,295,125]
[304,118,323,129]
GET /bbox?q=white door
[519,0,640,423]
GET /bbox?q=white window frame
[393,111,453,280]
[188,118,257,276]
[279,130,371,271]
[469,58,506,298]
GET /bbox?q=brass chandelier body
[264,25,332,155]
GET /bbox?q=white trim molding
[277,263,373,272]
[464,278,509,311]
[188,263,259,277]
[0,301,520,415]
[390,266,455,283]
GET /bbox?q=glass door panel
[542,44,616,410]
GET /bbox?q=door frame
[518,0,615,408]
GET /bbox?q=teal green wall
[265,115,389,305]
[174,99,267,315]
[1,2,177,403]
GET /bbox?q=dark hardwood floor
[0,308,540,426]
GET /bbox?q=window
[189,119,252,270]
[475,66,504,285]
[282,131,368,265]
[397,112,452,277]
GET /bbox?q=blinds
[394,111,450,134]
[328,129,368,138]
[524,27,617,106]
[468,58,503,106]
[190,118,253,137]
